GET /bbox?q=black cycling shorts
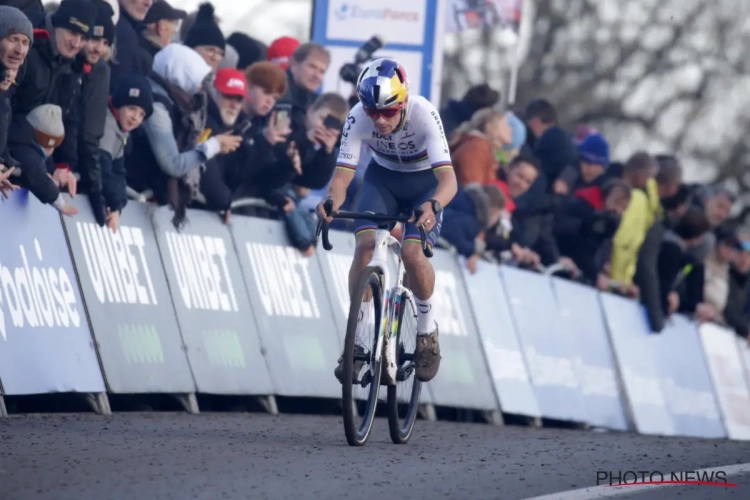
[353,159,442,248]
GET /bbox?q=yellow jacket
[610,179,662,284]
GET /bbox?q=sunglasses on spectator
[363,106,401,120]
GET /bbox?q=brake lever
[412,209,433,258]
[315,199,334,251]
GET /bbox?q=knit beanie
[578,132,610,166]
[267,36,299,70]
[0,6,33,43]
[111,74,154,118]
[51,0,97,39]
[101,0,119,25]
[27,104,65,148]
[227,32,267,70]
[91,0,115,44]
[183,3,224,51]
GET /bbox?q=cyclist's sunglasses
[363,106,402,120]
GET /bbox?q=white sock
[355,302,371,347]
[414,296,436,334]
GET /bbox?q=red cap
[267,36,300,69]
[213,68,248,97]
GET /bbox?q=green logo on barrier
[118,323,165,364]
[443,350,475,384]
[203,330,245,368]
[283,334,326,372]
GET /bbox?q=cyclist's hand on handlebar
[316,196,341,223]
[415,201,436,231]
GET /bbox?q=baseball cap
[267,36,300,69]
[144,0,187,24]
[214,68,248,97]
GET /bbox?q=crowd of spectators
[0,0,343,257]
[438,85,750,341]
[1,0,748,341]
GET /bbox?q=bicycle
[316,199,433,446]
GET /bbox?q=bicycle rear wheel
[342,266,383,446]
[387,291,422,444]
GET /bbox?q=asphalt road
[0,412,748,500]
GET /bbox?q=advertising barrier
[428,250,497,410]
[152,208,274,395]
[3,191,750,438]
[551,278,628,431]
[700,323,750,440]
[656,315,725,438]
[62,197,195,394]
[460,258,539,417]
[0,191,105,395]
[599,293,675,435]
[230,217,342,398]
[500,267,587,423]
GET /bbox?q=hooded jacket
[125,44,220,224]
[450,131,497,186]
[6,114,61,206]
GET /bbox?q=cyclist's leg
[335,160,399,383]
[399,173,442,382]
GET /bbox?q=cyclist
[316,58,458,384]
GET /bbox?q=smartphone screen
[323,114,343,130]
[274,103,292,128]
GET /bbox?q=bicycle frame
[368,228,414,386]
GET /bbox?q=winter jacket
[6,115,61,206]
[450,132,497,186]
[440,99,478,139]
[109,7,151,90]
[12,14,83,172]
[98,106,129,213]
[441,184,495,258]
[74,56,110,194]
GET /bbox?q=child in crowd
[94,75,154,233]
[7,103,77,215]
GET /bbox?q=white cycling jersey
[335,95,453,174]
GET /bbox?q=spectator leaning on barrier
[138,0,186,65]
[657,207,713,322]
[231,60,290,203]
[609,152,660,293]
[726,232,750,342]
[7,103,77,214]
[703,225,743,328]
[74,0,115,203]
[126,43,241,228]
[96,74,152,232]
[183,3,224,72]
[198,66,248,216]
[111,0,153,87]
[441,182,507,273]
[440,83,500,139]
[688,185,737,262]
[449,107,512,187]
[0,4,33,191]
[12,0,97,190]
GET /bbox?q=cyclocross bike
[316,199,433,446]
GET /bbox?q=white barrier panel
[700,323,750,440]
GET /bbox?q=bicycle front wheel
[342,266,383,446]
[387,291,422,444]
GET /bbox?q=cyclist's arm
[326,111,364,204]
[424,104,458,208]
